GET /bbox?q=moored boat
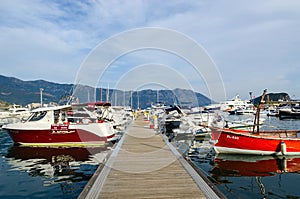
[219,95,252,112]
[211,89,300,155]
[267,109,279,117]
[2,105,116,146]
[0,117,20,128]
[235,107,256,115]
[278,105,300,119]
[224,118,265,130]
[211,128,300,155]
[0,104,31,120]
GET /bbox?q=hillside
[0,75,213,109]
[252,92,290,105]
[0,75,73,106]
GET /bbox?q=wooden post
[253,89,267,134]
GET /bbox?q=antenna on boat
[253,89,267,134]
[40,88,44,107]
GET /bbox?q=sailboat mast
[106,83,109,102]
[137,91,140,110]
[130,91,133,109]
[123,89,125,107]
[114,91,117,106]
[100,87,103,102]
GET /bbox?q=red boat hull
[7,128,115,146]
[212,128,300,155]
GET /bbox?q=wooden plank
[79,116,223,199]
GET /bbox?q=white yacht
[219,95,252,112]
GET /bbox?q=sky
[1,0,300,102]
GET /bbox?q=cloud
[74,28,225,101]
[0,0,92,82]
[1,0,300,100]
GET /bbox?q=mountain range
[0,75,213,109]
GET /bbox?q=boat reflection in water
[212,154,300,178]
[5,145,110,193]
[212,154,300,198]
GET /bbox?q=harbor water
[1,115,300,198]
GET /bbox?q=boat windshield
[28,111,47,121]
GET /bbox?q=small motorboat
[3,104,116,146]
[211,89,300,155]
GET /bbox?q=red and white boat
[211,128,300,155]
[211,89,300,156]
[2,105,116,146]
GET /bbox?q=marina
[2,1,300,198]
[1,91,300,198]
[0,99,300,198]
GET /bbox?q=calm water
[0,129,111,198]
[189,115,300,199]
[2,115,300,198]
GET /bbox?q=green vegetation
[0,99,10,110]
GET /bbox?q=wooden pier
[78,117,224,199]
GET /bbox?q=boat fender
[282,157,287,172]
[281,141,287,155]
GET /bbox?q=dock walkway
[79,117,223,199]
